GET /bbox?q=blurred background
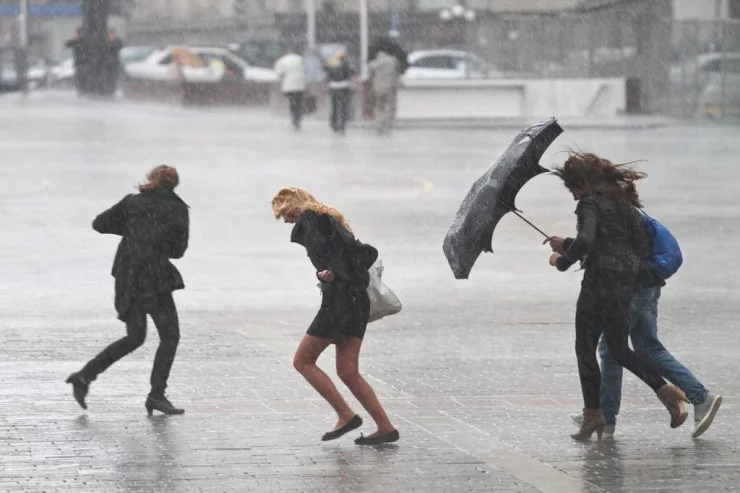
[1,0,738,120]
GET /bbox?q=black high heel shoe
[65,372,89,410]
[145,396,185,416]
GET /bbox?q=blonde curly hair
[271,187,352,233]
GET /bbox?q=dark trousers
[82,292,180,398]
[330,88,350,132]
[576,269,666,409]
[104,64,120,97]
[285,91,304,129]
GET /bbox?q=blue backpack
[638,209,683,280]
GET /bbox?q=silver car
[670,52,740,118]
[403,50,500,81]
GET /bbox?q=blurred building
[131,0,586,21]
[0,1,129,61]
[130,0,740,20]
[580,0,740,19]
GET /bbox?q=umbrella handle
[499,201,549,239]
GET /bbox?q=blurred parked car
[670,52,740,118]
[124,46,277,83]
[0,47,53,92]
[120,45,157,65]
[403,50,500,81]
[48,57,74,87]
[49,45,156,88]
[227,40,283,70]
[123,46,277,105]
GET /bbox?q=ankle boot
[145,395,185,416]
[571,408,606,441]
[657,384,689,428]
[65,372,89,410]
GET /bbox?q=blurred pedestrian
[12,46,29,94]
[368,50,401,135]
[274,47,308,130]
[547,152,690,440]
[104,28,123,97]
[271,187,399,445]
[66,166,190,416]
[324,51,354,134]
[65,27,85,95]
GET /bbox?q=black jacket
[290,210,376,289]
[556,194,649,274]
[93,187,189,321]
[324,58,354,83]
[105,37,123,68]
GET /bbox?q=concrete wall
[396,78,626,119]
[673,0,728,20]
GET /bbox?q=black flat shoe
[354,429,400,445]
[65,372,89,410]
[145,396,185,416]
[322,415,363,441]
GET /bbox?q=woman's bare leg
[336,337,395,437]
[293,334,356,430]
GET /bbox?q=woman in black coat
[66,165,189,416]
[546,153,689,440]
[271,187,399,445]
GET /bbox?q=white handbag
[367,259,402,323]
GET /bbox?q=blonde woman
[271,187,399,445]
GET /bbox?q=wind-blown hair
[138,165,179,191]
[553,151,647,208]
[271,187,352,233]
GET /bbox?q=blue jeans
[598,286,708,424]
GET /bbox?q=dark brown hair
[553,152,646,207]
[138,165,179,191]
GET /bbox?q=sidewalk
[2,89,679,130]
[0,91,738,493]
[356,115,678,130]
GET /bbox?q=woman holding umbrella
[271,187,399,445]
[546,152,689,440]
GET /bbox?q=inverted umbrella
[443,118,563,279]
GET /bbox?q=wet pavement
[1,93,739,492]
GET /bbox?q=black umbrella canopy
[368,36,409,74]
[443,118,564,279]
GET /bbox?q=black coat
[556,194,649,274]
[290,210,376,289]
[93,187,189,321]
[105,37,123,69]
[65,38,85,67]
[324,58,354,84]
[291,210,378,340]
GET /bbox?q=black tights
[576,269,665,409]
